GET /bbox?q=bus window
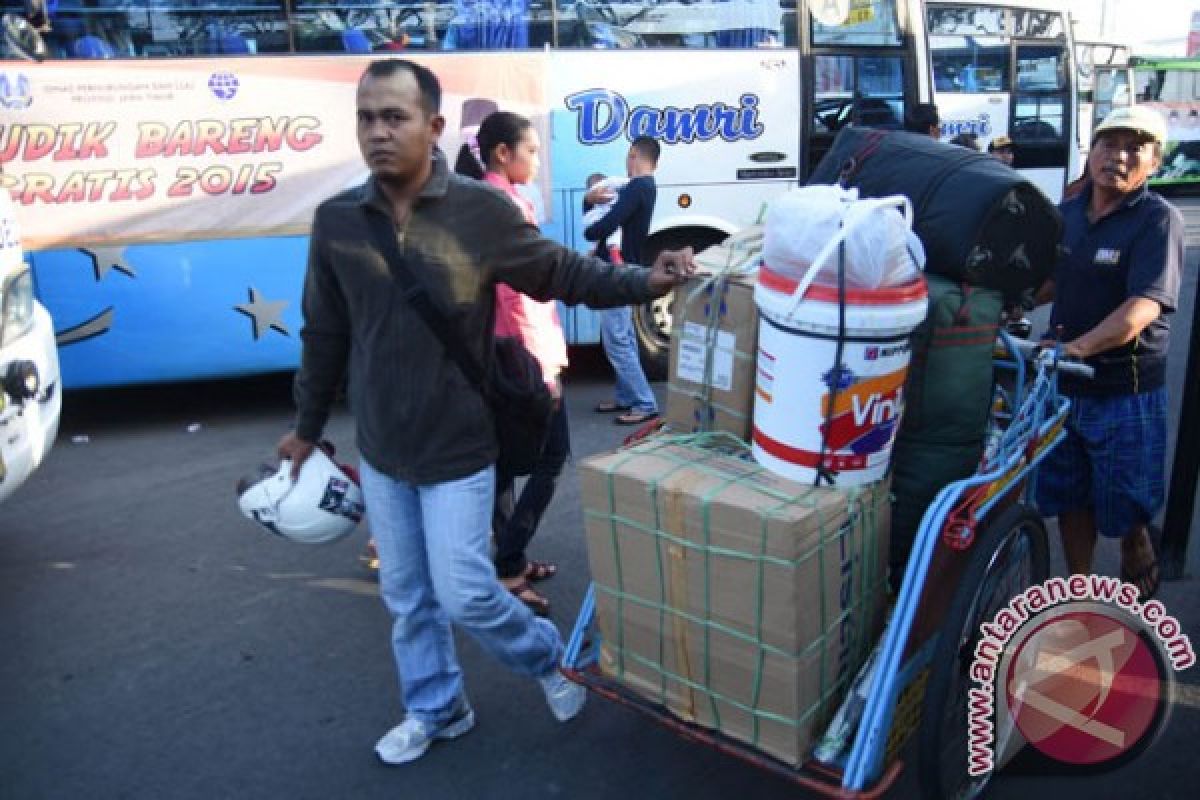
[1015,44,1066,92]
[1012,94,1065,139]
[810,52,904,172]
[1011,41,1070,168]
[30,1,291,58]
[1093,67,1130,126]
[1009,8,1064,38]
[814,55,904,130]
[811,0,902,46]
[930,36,1008,92]
[926,4,1005,37]
[564,0,789,50]
[440,0,534,50]
[290,1,431,53]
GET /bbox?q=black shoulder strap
[363,208,489,393]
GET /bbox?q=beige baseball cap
[988,135,1013,150]
[1093,106,1168,145]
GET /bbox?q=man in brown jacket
[277,59,693,765]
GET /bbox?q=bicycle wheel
[917,503,1050,800]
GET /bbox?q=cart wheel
[917,503,1049,800]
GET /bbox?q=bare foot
[1119,526,1160,603]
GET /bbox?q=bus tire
[916,502,1049,800]
[635,228,727,380]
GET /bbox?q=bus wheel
[635,228,726,380]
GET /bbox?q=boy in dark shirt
[583,136,661,425]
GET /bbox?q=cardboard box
[580,437,890,767]
[665,244,760,441]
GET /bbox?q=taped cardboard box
[580,436,890,767]
[665,236,760,439]
[666,272,759,441]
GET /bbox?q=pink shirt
[484,171,569,389]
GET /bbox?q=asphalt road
[4,197,1200,799]
[3,348,1198,800]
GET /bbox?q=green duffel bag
[899,273,1004,444]
[888,436,985,580]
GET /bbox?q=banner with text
[0,55,547,251]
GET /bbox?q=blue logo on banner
[0,72,32,110]
[208,71,240,101]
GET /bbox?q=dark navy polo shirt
[1050,182,1183,395]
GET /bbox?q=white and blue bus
[927,0,1080,200]
[0,0,931,388]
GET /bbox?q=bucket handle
[785,194,913,318]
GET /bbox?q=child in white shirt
[582,172,627,260]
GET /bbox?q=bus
[0,0,931,389]
[1132,56,1200,190]
[926,0,1080,201]
[1074,38,1132,160]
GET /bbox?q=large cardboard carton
[665,229,762,441]
[580,437,890,767]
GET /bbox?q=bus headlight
[0,267,35,348]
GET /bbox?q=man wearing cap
[987,135,1014,165]
[1034,106,1182,602]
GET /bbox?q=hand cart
[563,331,1093,799]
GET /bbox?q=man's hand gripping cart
[562,331,1093,799]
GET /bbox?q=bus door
[806,0,925,177]
[928,30,1010,157]
[1010,38,1073,200]
[1077,43,1133,155]
[1091,63,1132,131]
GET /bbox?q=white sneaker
[374,702,475,765]
[539,669,586,722]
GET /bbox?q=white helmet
[236,448,364,545]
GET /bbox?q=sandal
[615,410,659,426]
[359,539,380,573]
[595,401,632,413]
[1120,527,1162,604]
[507,580,551,617]
[525,560,558,582]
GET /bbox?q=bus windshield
[1,0,929,389]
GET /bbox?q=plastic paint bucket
[752,203,928,486]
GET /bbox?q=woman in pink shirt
[456,111,569,617]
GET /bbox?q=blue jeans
[493,397,571,579]
[601,306,657,414]
[359,460,563,725]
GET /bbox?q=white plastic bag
[763,186,925,290]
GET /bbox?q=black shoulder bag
[365,209,554,477]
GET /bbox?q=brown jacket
[294,149,654,484]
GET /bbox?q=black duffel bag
[808,127,1063,298]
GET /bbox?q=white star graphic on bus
[79,246,136,280]
[234,288,289,340]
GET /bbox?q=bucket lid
[759,264,927,305]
